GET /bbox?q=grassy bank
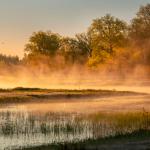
[0,87,143,104]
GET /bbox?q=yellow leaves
[88,49,111,67]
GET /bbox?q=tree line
[1,4,150,76]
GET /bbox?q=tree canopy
[88,14,127,66]
[25,31,60,56]
[130,4,150,42]
[20,3,150,70]
[129,4,150,65]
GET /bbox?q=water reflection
[0,108,93,149]
[0,95,150,149]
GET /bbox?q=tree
[0,54,19,65]
[130,4,150,41]
[59,36,89,65]
[88,14,127,66]
[76,33,91,57]
[25,31,60,56]
[59,37,81,64]
[129,4,150,64]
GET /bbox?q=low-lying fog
[0,94,149,114]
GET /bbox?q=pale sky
[0,0,149,58]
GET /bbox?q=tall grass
[0,109,150,149]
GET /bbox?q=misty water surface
[0,94,150,149]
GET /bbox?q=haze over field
[0,1,149,92]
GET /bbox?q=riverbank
[0,88,142,104]
[18,130,150,150]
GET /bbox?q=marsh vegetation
[0,89,149,149]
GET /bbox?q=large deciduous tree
[129,4,150,64]
[25,31,60,56]
[130,4,150,42]
[88,14,127,66]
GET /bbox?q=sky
[0,0,149,58]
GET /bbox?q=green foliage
[1,3,149,71]
[130,4,150,41]
[59,37,88,64]
[88,14,127,66]
[88,50,110,67]
[76,33,91,57]
[25,31,60,56]
[129,3,150,65]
